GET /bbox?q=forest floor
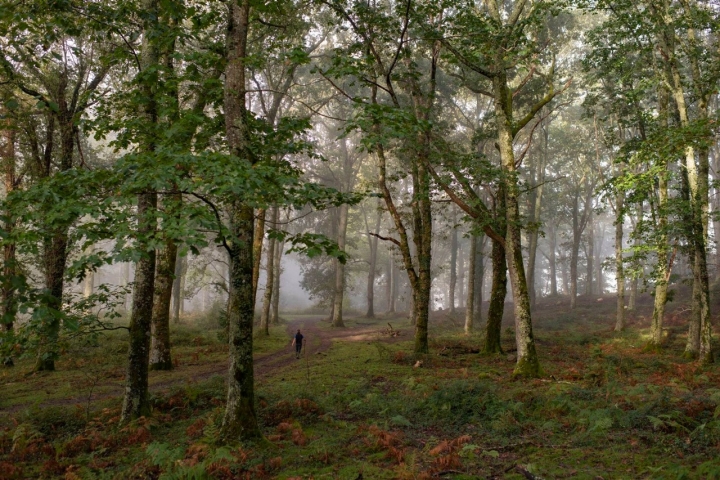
[2,292,720,479]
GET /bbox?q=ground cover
[1,294,720,479]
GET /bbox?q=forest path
[2,316,405,415]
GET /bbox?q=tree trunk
[121,193,158,421]
[413,160,432,354]
[628,261,638,311]
[458,238,465,309]
[83,250,94,299]
[549,222,558,296]
[172,252,183,323]
[586,212,594,296]
[2,112,16,333]
[648,87,671,348]
[271,235,283,324]
[374,96,432,354]
[654,13,712,362]
[260,206,278,335]
[365,202,382,318]
[387,255,396,313]
[35,119,77,372]
[596,224,605,294]
[449,220,458,313]
[149,236,177,371]
[332,203,349,327]
[527,122,547,306]
[124,262,132,312]
[570,192,581,310]
[251,208,266,303]
[473,234,484,327]
[464,234,477,334]
[220,0,261,441]
[485,234,506,354]
[36,234,68,371]
[614,192,626,332]
[493,72,540,377]
[120,0,160,420]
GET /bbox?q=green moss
[512,354,542,378]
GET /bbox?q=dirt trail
[2,317,402,414]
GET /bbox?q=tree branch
[369,232,401,247]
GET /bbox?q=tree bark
[120,0,160,421]
[653,5,712,362]
[331,203,349,327]
[387,255,396,313]
[260,206,278,335]
[149,235,177,371]
[548,221,558,296]
[458,237,465,309]
[648,86,671,349]
[449,220,458,313]
[527,121,547,306]
[83,249,94,299]
[365,202,382,317]
[220,0,261,440]
[271,234,283,324]
[251,208,266,303]
[172,253,183,323]
[485,230,506,354]
[2,112,16,333]
[586,212,594,296]
[570,191,581,310]
[493,72,540,376]
[121,193,157,421]
[614,192,626,332]
[464,234,477,334]
[473,234,484,327]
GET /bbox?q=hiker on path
[292,329,304,359]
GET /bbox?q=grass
[2,297,720,479]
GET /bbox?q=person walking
[292,329,304,359]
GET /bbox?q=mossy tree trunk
[220,0,261,441]
[120,0,160,422]
[121,193,157,422]
[150,234,177,371]
[331,202,349,327]
[251,208,266,303]
[2,112,16,333]
[485,216,506,355]
[648,86,671,349]
[271,235,283,324]
[493,72,540,377]
[651,0,712,362]
[472,234,484,327]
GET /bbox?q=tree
[434,0,570,375]
[0,0,115,371]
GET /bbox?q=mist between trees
[0,0,719,441]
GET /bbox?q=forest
[1,0,720,478]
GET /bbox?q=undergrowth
[2,297,720,478]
